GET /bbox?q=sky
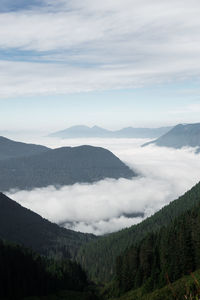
[1,0,200,131]
[7,138,200,235]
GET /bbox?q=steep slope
[49,125,172,139]
[0,136,49,160]
[142,123,200,150]
[0,193,96,259]
[0,240,97,300]
[115,198,200,297]
[76,181,200,283]
[110,268,200,300]
[0,145,136,191]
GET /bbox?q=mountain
[113,191,200,299]
[110,268,200,300]
[49,125,172,139]
[0,240,100,300]
[49,125,111,138]
[0,136,49,160]
[0,145,136,191]
[0,192,96,259]
[76,181,200,283]
[142,123,200,151]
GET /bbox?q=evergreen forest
[2,175,200,299]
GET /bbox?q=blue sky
[1,0,200,132]
[0,0,41,12]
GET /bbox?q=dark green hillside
[109,268,200,300]
[0,145,136,191]
[0,136,49,160]
[115,204,200,295]
[0,193,96,259]
[0,240,98,300]
[77,181,200,283]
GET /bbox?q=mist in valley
[7,136,200,235]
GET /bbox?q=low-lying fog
[6,136,200,235]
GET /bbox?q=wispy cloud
[169,103,200,115]
[1,0,200,97]
[7,138,200,235]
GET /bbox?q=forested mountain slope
[0,240,98,300]
[111,197,200,300]
[77,181,200,283]
[109,268,200,300]
[115,204,200,294]
[0,136,49,160]
[0,145,136,191]
[0,193,96,259]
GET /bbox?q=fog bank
[7,138,200,235]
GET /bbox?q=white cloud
[169,103,200,115]
[7,138,200,235]
[1,0,200,96]
[0,60,165,98]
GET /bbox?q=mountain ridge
[49,125,173,139]
[0,192,96,259]
[0,136,49,160]
[0,144,136,191]
[142,123,200,151]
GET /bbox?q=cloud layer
[1,0,200,97]
[7,138,200,235]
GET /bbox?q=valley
[1,0,200,298]
[1,125,200,299]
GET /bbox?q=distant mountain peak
[91,125,104,129]
[142,122,200,151]
[49,125,173,139]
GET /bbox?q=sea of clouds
[6,137,200,235]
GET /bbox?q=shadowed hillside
[77,181,200,283]
[142,123,200,151]
[0,136,49,160]
[0,145,136,191]
[0,240,99,300]
[0,193,96,259]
